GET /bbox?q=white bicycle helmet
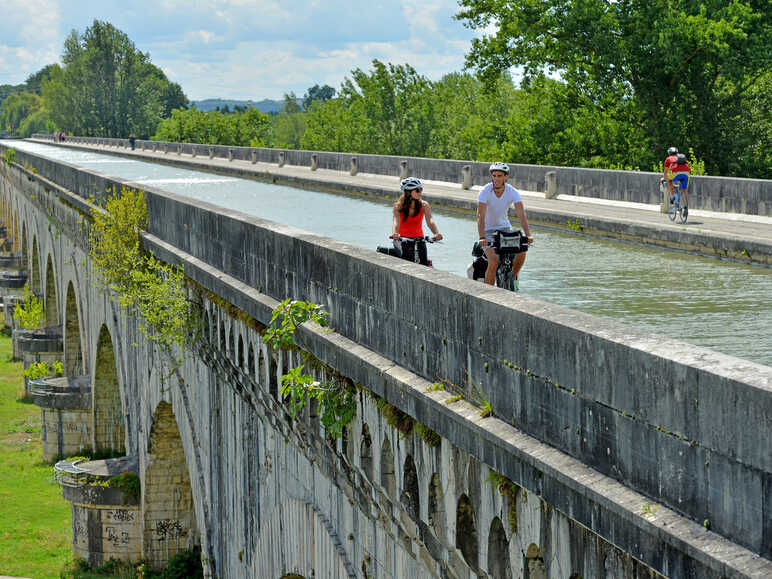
[667,147,678,155]
[489,162,510,174]
[400,177,423,192]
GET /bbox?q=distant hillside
[191,98,302,114]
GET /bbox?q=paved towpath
[29,139,772,266]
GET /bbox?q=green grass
[0,331,72,578]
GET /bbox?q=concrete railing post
[208,146,214,160]
[178,144,182,156]
[545,171,558,199]
[400,160,408,179]
[192,146,197,158]
[163,143,168,154]
[311,153,318,171]
[278,152,285,167]
[228,148,234,162]
[462,165,472,190]
[251,150,258,164]
[350,157,358,176]
[660,180,668,213]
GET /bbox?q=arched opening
[20,221,27,266]
[143,401,198,569]
[12,213,18,251]
[488,517,512,579]
[238,335,244,369]
[30,236,41,293]
[402,455,419,521]
[456,494,478,571]
[380,438,396,499]
[258,348,266,386]
[360,424,373,481]
[44,254,59,327]
[64,281,84,376]
[428,473,446,542]
[228,329,235,363]
[247,343,255,378]
[202,311,210,343]
[269,354,278,398]
[219,320,226,351]
[341,425,352,463]
[92,324,124,455]
[524,543,547,579]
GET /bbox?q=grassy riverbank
[0,331,71,577]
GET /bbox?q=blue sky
[0,0,483,100]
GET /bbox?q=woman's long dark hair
[397,191,422,222]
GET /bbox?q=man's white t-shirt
[477,183,522,231]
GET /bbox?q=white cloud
[0,0,482,98]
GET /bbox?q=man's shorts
[670,173,689,191]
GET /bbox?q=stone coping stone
[14,326,63,353]
[31,375,91,409]
[56,456,139,506]
[0,270,27,288]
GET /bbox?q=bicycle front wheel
[496,268,515,292]
[667,199,677,221]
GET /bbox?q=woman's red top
[398,206,424,237]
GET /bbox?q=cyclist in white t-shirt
[477,162,534,287]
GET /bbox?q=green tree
[456,0,771,177]
[302,84,335,110]
[271,92,307,149]
[42,20,188,138]
[153,106,270,146]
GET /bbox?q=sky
[0,0,485,101]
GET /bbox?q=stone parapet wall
[31,133,772,216]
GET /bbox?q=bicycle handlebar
[391,235,441,243]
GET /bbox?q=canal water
[4,140,771,366]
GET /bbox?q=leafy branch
[13,283,45,330]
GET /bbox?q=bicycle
[377,236,440,267]
[661,179,687,224]
[467,230,530,291]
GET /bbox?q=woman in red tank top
[390,177,443,265]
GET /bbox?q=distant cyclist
[662,146,679,197]
[477,162,534,288]
[667,153,691,219]
[390,177,443,265]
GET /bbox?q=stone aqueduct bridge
[0,143,771,578]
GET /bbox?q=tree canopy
[456,0,771,176]
[42,20,187,138]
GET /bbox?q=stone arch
[143,401,198,569]
[488,517,512,579]
[401,455,419,521]
[228,328,235,362]
[92,324,124,455]
[341,425,353,463]
[247,343,255,378]
[360,424,373,481]
[456,494,479,571]
[238,335,245,369]
[524,543,547,579]
[428,473,446,542]
[44,254,59,327]
[64,281,84,376]
[219,320,226,351]
[30,235,41,293]
[380,437,396,499]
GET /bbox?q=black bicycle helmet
[675,153,687,164]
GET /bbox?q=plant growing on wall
[24,360,64,380]
[87,186,192,355]
[2,147,17,165]
[264,299,357,438]
[13,283,45,330]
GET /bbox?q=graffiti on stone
[155,519,183,540]
[109,509,135,522]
